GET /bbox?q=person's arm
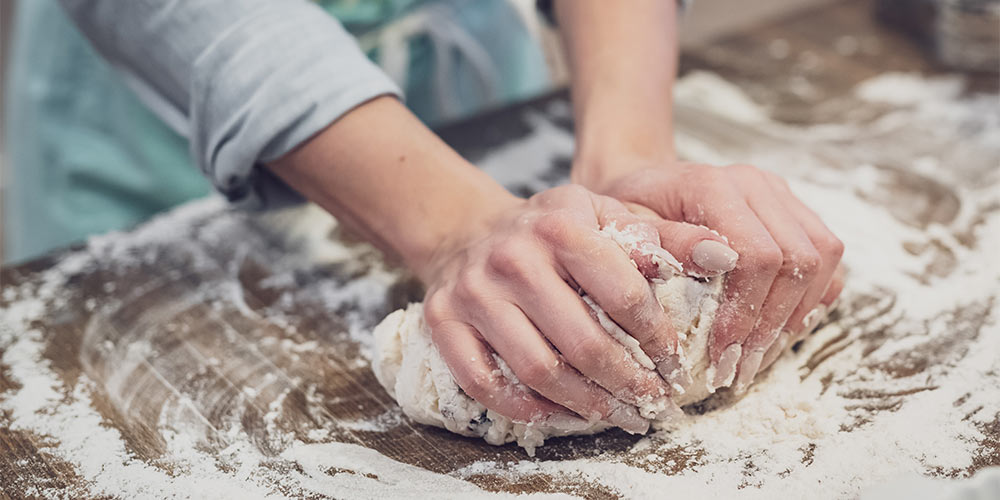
[60,0,703,432]
[59,0,400,209]
[554,0,845,391]
[268,96,693,431]
[553,0,680,190]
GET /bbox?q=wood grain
[1,1,997,498]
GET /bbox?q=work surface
[2,2,999,498]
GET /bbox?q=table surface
[2,1,999,498]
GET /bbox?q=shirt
[59,0,403,209]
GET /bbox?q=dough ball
[371,272,725,454]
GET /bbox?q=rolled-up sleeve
[59,0,402,208]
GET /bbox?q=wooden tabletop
[2,1,998,498]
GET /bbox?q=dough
[371,223,735,454]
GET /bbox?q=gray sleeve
[59,0,403,209]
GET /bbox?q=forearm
[60,0,400,209]
[553,0,680,190]
[268,96,518,281]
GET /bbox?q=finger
[693,196,781,389]
[531,199,687,388]
[466,300,650,434]
[594,199,680,279]
[796,263,846,341]
[764,175,845,341]
[758,264,846,371]
[821,264,846,308]
[599,205,738,278]
[793,264,845,343]
[620,201,738,277]
[596,200,736,391]
[430,319,570,424]
[758,326,791,373]
[613,167,789,388]
[733,181,822,391]
[553,222,684,389]
[650,219,739,277]
[508,264,676,414]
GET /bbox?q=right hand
[579,162,846,391]
[416,185,730,432]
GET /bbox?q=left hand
[578,161,845,391]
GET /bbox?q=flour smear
[1,71,998,499]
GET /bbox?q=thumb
[592,196,679,280]
[651,220,739,277]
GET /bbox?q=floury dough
[372,224,733,454]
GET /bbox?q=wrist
[571,145,678,194]
[555,0,682,194]
[404,179,522,283]
[266,96,519,283]
[570,86,678,192]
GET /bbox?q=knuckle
[648,335,677,363]
[580,335,609,361]
[558,183,588,198]
[486,240,532,281]
[533,210,579,247]
[726,163,762,178]
[697,165,729,183]
[453,271,487,306]
[749,243,784,275]
[632,168,667,187]
[693,168,739,198]
[816,234,845,260]
[423,292,451,326]
[782,248,822,279]
[518,357,557,389]
[459,371,495,402]
[533,184,586,206]
[764,170,790,187]
[567,335,610,368]
[631,311,660,340]
[611,280,652,318]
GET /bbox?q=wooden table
[2,1,998,498]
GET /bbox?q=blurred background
[0,0,853,265]
[0,0,996,265]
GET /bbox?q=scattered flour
[1,71,998,498]
[369,219,739,454]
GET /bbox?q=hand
[581,162,845,392]
[265,96,732,431]
[416,184,730,432]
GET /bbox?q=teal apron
[3,0,551,263]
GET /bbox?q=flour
[369,218,748,453]
[0,327,277,499]
[1,71,998,498]
[446,72,1000,497]
[280,441,572,499]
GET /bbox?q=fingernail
[647,398,685,422]
[712,343,742,389]
[734,349,764,393]
[754,329,782,371]
[802,305,828,333]
[828,296,841,312]
[607,404,649,434]
[762,328,782,347]
[657,354,692,395]
[761,330,791,370]
[544,412,593,432]
[692,240,739,273]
